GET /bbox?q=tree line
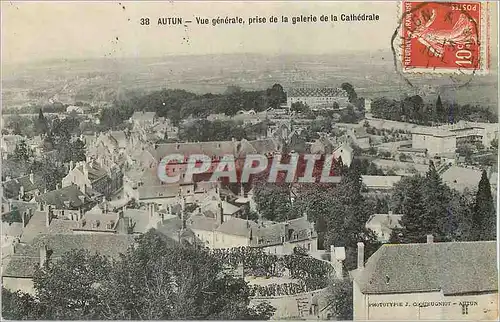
[371,95,497,125]
[99,84,287,130]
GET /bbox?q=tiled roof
[1,222,23,238]
[3,234,136,278]
[254,216,316,246]
[441,166,482,193]
[156,217,199,244]
[35,185,89,210]
[138,185,180,200]
[287,88,348,98]
[355,241,498,295]
[20,211,80,243]
[2,175,37,199]
[202,200,241,216]
[216,218,258,237]
[248,138,280,154]
[188,215,219,232]
[20,210,49,243]
[352,127,369,139]
[361,176,402,189]
[154,141,236,161]
[333,142,354,155]
[76,161,108,182]
[411,128,455,137]
[109,131,128,149]
[9,200,37,216]
[77,212,119,231]
[123,208,150,234]
[366,214,403,230]
[130,111,156,122]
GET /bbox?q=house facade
[352,240,498,321]
[287,88,349,109]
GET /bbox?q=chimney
[69,160,74,170]
[29,171,34,184]
[218,201,224,224]
[331,245,346,279]
[45,206,52,227]
[19,185,25,199]
[388,210,393,215]
[78,195,85,205]
[83,164,89,179]
[427,234,434,244]
[39,245,48,268]
[357,242,365,270]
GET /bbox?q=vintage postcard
[1,1,498,321]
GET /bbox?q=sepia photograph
[1,1,498,320]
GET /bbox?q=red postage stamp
[401,1,490,73]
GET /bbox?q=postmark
[397,1,490,74]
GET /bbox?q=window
[461,304,469,315]
[307,243,311,250]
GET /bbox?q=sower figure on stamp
[408,8,477,58]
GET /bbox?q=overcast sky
[2,1,405,64]
[2,1,498,64]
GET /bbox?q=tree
[341,83,357,103]
[1,287,43,320]
[266,84,286,109]
[326,279,353,320]
[36,108,49,136]
[390,175,428,243]
[490,138,498,150]
[253,183,293,222]
[69,138,86,163]
[290,101,309,114]
[435,95,444,122]
[471,171,496,241]
[13,140,32,162]
[32,250,112,320]
[6,231,276,320]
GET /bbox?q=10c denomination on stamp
[401,1,490,74]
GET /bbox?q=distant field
[2,52,498,113]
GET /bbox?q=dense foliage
[390,163,496,243]
[252,159,381,271]
[1,231,276,320]
[371,95,496,125]
[100,85,286,129]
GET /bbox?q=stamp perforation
[395,1,490,75]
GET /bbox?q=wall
[333,146,353,167]
[62,168,90,192]
[412,134,456,156]
[2,277,35,295]
[250,288,326,319]
[288,96,349,108]
[353,281,498,321]
[191,228,214,248]
[213,232,249,249]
